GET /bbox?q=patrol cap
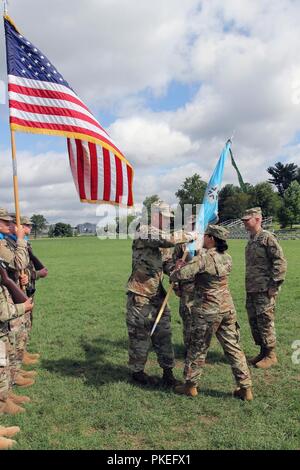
[20,216,32,225]
[0,208,13,222]
[205,224,229,241]
[241,207,262,220]
[152,200,174,218]
[8,214,32,225]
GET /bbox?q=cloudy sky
[0,0,300,225]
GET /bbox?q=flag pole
[3,0,8,16]
[10,129,22,227]
[150,250,189,337]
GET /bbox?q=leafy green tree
[250,182,281,217]
[30,214,47,239]
[53,222,73,237]
[175,174,207,211]
[278,181,300,228]
[221,192,253,220]
[267,162,298,197]
[48,225,55,238]
[218,185,243,221]
[142,194,160,224]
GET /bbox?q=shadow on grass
[206,350,228,365]
[200,389,233,399]
[41,336,129,387]
[41,336,173,393]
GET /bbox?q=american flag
[68,139,133,206]
[4,15,134,206]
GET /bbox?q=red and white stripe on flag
[67,139,134,207]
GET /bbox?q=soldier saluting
[242,207,287,369]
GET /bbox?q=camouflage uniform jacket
[0,237,29,284]
[245,229,287,293]
[170,248,235,313]
[127,225,194,298]
[163,244,195,294]
[0,284,25,337]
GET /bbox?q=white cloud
[109,116,199,167]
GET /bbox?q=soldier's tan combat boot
[162,368,182,387]
[255,348,278,369]
[174,381,198,397]
[0,437,16,450]
[248,346,265,365]
[233,387,254,401]
[0,398,25,415]
[19,369,37,378]
[8,391,31,404]
[24,351,40,360]
[0,426,20,438]
[22,353,39,366]
[15,374,35,388]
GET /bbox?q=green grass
[2,237,300,450]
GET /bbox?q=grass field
[2,237,300,450]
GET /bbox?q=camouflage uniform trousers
[179,289,194,356]
[126,292,175,373]
[24,310,33,348]
[8,315,28,385]
[0,334,10,401]
[184,308,252,389]
[246,292,276,348]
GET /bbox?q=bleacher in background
[220,217,300,240]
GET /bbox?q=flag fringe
[80,198,134,208]
[4,14,22,34]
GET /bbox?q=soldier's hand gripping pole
[150,250,189,337]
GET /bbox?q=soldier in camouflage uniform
[163,215,197,358]
[242,207,287,369]
[0,209,35,388]
[171,225,253,401]
[10,215,48,365]
[0,274,34,415]
[126,200,196,387]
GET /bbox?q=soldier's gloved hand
[175,260,186,270]
[19,273,29,286]
[24,298,34,312]
[38,268,48,278]
[15,225,26,240]
[185,231,198,242]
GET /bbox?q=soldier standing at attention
[0,275,33,414]
[0,209,34,388]
[10,215,48,365]
[126,201,196,387]
[242,208,287,369]
[171,225,253,400]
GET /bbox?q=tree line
[144,162,300,229]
